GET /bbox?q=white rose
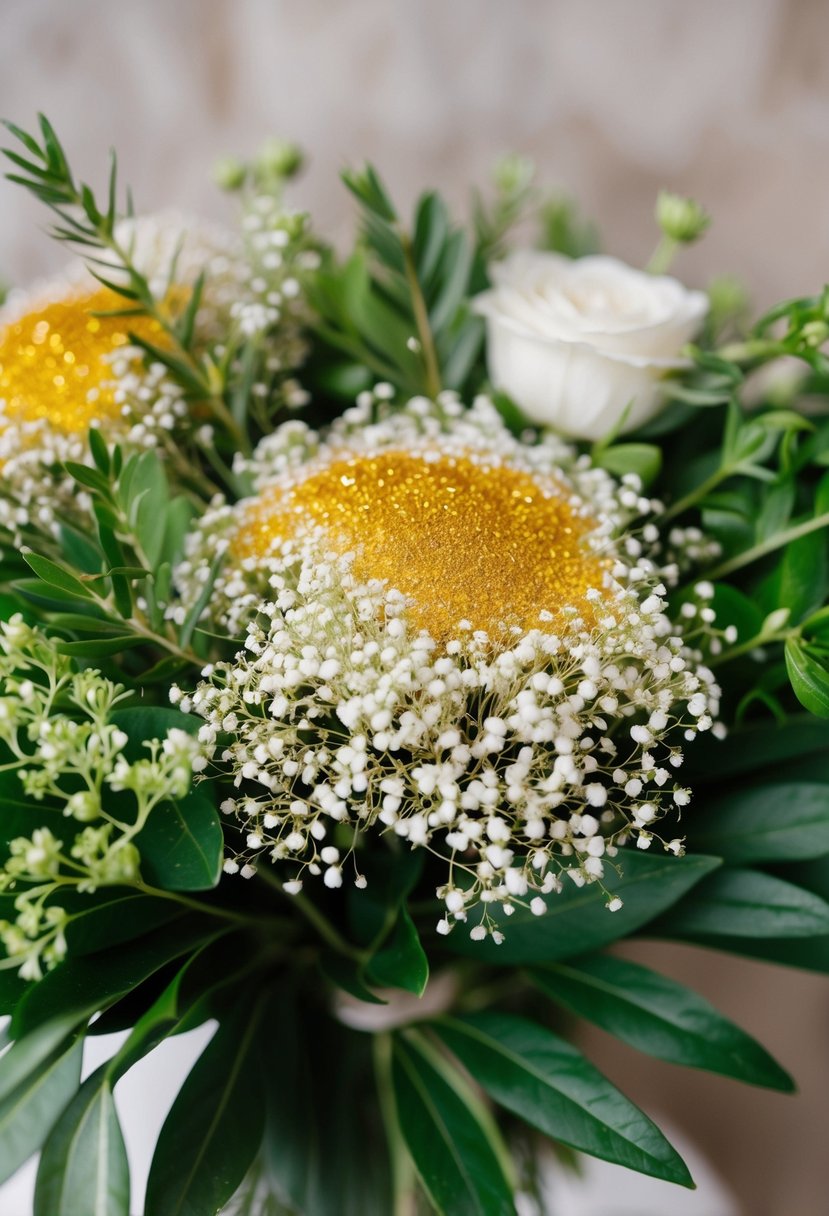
[474,251,708,440]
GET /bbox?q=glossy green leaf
[62,892,182,955]
[135,791,223,891]
[392,1033,516,1216]
[34,1065,129,1216]
[262,993,392,1215]
[685,716,829,781]
[144,1000,265,1216]
[655,868,829,940]
[446,852,720,964]
[529,954,792,1091]
[13,917,213,1036]
[689,783,829,864]
[786,637,829,718]
[365,905,429,996]
[431,1012,692,1187]
[0,1032,82,1185]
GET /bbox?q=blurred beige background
[2,1,829,1213]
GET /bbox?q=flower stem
[400,230,441,399]
[705,511,829,581]
[255,865,365,960]
[647,236,679,276]
[373,1033,417,1216]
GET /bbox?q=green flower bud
[65,789,101,822]
[256,138,304,181]
[656,191,710,244]
[213,156,247,192]
[492,153,535,197]
[801,320,829,348]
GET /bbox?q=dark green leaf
[365,905,429,995]
[34,1064,129,1216]
[319,951,386,1005]
[144,999,266,1216]
[655,868,829,940]
[529,954,792,1091]
[262,991,392,1215]
[685,715,829,782]
[392,1033,516,1216]
[689,783,829,865]
[446,852,720,964]
[135,791,223,891]
[13,917,214,1036]
[431,1013,692,1186]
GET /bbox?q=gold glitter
[232,451,608,639]
[0,286,176,436]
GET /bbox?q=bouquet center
[232,450,607,639]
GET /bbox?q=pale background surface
[1,2,829,1213]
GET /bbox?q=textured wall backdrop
[2,2,829,1214]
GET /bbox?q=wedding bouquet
[0,116,827,1216]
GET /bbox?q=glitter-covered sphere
[0,285,174,437]
[232,450,607,640]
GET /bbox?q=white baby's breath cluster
[177,395,721,941]
[234,194,321,415]
[0,616,200,979]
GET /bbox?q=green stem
[708,629,794,668]
[400,231,441,399]
[662,465,733,522]
[255,865,365,960]
[373,1033,417,1216]
[647,235,679,276]
[706,511,829,581]
[132,879,289,930]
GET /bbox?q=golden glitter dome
[0,285,174,437]
[232,451,609,640]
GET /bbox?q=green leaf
[392,1033,516,1216]
[20,551,95,600]
[786,637,829,717]
[365,905,429,996]
[689,783,829,865]
[777,530,828,622]
[445,852,720,964]
[655,868,829,940]
[144,999,266,1216]
[431,1012,692,1187]
[0,1031,83,1185]
[34,1064,129,1216]
[135,790,224,891]
[63,892,182,955]
[529,954,792,1091]
[262,992,392,1215]
[684,715,829,782]
[0,1016,81,1104]
[594,443,662,486]
[13,917,213,1036]
[56,636,143,658]
[319,951,387,1005]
